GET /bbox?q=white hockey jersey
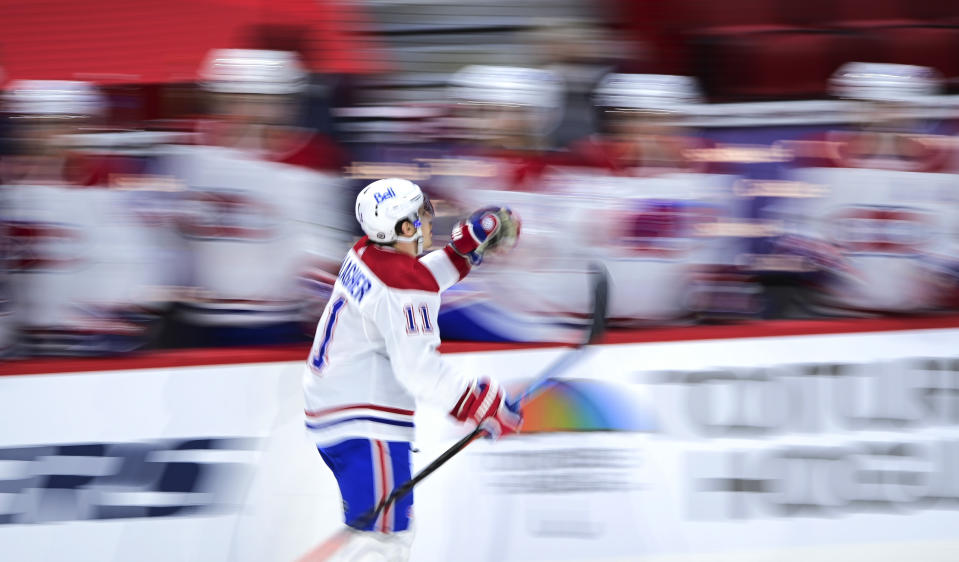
[159,130,353,327]
[1,155,179,355]
[302,237,476,446]
[786,131,959,312]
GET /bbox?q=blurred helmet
[829,62,942,102]
[355,178,433,247]
[449,65,563,137]
[3,80,105,117]
[594,73,702,112]
[449,65,562,109]
[199,49,307,95]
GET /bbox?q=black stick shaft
[345,263,609,531]
[348,426,485,530]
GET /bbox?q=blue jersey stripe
[306,416,416,430]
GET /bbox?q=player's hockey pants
[318,438,413,533]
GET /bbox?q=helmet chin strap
[395,215,424,254]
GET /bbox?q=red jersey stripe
[305,404,415,418]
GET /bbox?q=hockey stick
[296,263,609,562]
[507,261,609,409]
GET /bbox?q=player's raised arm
[419,205,521,291]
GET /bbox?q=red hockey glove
[449,378,523,439]
[448,206,520,265]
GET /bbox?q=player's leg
[325,530,413,562]
[318,438,414,562]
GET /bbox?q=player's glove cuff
[449,378,523,439]
[449,208,500,265]
[448,207,520,266]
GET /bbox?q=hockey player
[160,49,353,346]
[571,72,752,322]
[783,62,959,314]
[435,70,744,340]
[303,178,522,561]
[432,65,591,341]
[1,80,173,356]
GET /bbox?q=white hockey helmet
[199,49,307,95]
[355,178,433,251]
[449,65,562,109]
[3,80,105,117]
[594,73,702,113]
[449,65,563,135]
[829,62,942,102]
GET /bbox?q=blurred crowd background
[2,0,959,357]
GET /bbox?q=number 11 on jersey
[404,304,432,335]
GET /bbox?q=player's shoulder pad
[355,237,440,292]
[272,129,346,172]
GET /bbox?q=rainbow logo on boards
[513,379,656,434]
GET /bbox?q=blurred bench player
[435,67,746,338]
[1,80,174,355]
[783,62,959,314]
[303,178,522,561]
[432,65,594,341]
[160,49,352,346]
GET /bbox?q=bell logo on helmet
[356,178,425,246]
[374,188,397,205]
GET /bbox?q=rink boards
[2,317,959,561]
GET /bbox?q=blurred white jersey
[787,132,959,312]
[433,148,737,335]
[303,237,475,447]
[160,138,352,326]
[2,176,178,354]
